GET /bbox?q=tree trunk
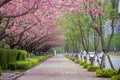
[80,51,83,60]
[107,53,115,69]
[92,30,100,66]
[91,55,95,66]
[96,53,101,66]
[85,52,88,63]
[10,45,16,49]
[100,53,106,69]
[118,67,120,75]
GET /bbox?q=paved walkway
[16,55,110,80]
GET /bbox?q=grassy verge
[109,54,120,56]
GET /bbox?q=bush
[0,48,8,69]
[8,55,51,70]
[0,66,2,76]
[96,69,118,78]
[83,63,90,68]
[8,58,39,70]
[7,49,19,62]
[0,48,28,69]
[9,61,32,70]
[111,75,120,80]
[70,57,75,61]
[8,49,28,62]
[32,56,46,62]
[87,66,100,72]
[75,60,81,64]
[46,54,53,58]
[65,55,75,61]
[79,60,84,65]
[16,50,28,61]
[26,58,39,66]
[39,56,47,61]
[96,69,103,77]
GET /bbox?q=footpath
[15,55,110,80]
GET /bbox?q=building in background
[115,21,120,33]
[103,20,120,37]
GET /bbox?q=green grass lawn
[110,54,120,56]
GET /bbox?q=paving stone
[16,56,110,80]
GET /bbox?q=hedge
[46,54,53,58]
[8,49,19,62]
[96,69,118,78]
[8,55,52,70]
[0,48,28,69]
[9,61,32,70]
[8,58,39,70]
[0,49,8,69]
[16,50,28,61]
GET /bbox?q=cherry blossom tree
[0,0,64,52]
[1,0,118,59]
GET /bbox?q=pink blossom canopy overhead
[0,0,104,50]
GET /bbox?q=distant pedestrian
[75,54,78,60]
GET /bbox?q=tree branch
[0,0,12,8]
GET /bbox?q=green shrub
[7,49,18,62]
[0,66,2,76]
[111,75,120,80]
[79,60,84,65]
[65,55,69,58]
[46,54,53,58]
[65,55,75,61]
[87,66,100,72]
[8,49,28,62]
[65,55,74,60]
[83,63,90,68]
[17,50,28,61]
[10,57,42,70]
[75,60,81,64]
[0,48,8,69]
[67,56,71,60]
[31,56,40,61]
[96,69,118,78]
[96,69,102,77]
[70,57,75,61]
[32,55,50,62]
[36,56,46,62]
[9,61,32,70]
[9,54,52,70]
[0,48,28,69]
[26,58,39,66]
[40,56,47,61]
[75,60,78,63]
[8,55,51,70]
